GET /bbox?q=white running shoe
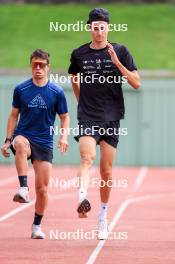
[98,218,108,240]
[31,224,45,239]
[13,187,30,203]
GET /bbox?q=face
[90,21,109,43]
[31,57,50,80]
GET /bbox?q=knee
[100,166,112,182]
[80,153,95,168]
[36,185,48,197]
[14,137,29,154]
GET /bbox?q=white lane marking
[0,200,35,222]
[132,167,148,193]
[0,168,98,222]
[0,192,75,222]
[86,167,148,264]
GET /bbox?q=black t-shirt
[68,42,137,121]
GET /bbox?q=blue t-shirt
[12,78,68,149]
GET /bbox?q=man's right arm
[1,107,20,157]
[6,107,20,138]
[71,75,80,102]
[68,49,80,102]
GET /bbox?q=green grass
[0,4,175,70]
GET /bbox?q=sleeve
[68,50,80,75]
[121,46,138,71]
[56,90,68,115]
[12,87,21,108]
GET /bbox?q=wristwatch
[4,137,12,144]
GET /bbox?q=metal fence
[0,75,174,166]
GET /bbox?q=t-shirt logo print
[28,94,47,109]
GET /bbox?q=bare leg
[77,136,96,217]
[12,136,31,203]
[99,140,116,216]
[13,135,31,176]
[97,140,116,239]
[33,160,52,215]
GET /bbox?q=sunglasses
[31,62,48,69]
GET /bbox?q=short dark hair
[87,8,110,24]
[30,49,50,64]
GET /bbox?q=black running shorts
[74,120,120,148]
[10,136,53,164]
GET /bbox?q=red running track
[0,165,175,264]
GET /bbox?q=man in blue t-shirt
[1,49,69,239]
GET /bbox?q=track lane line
[0,168,98,222]
[86,167,148,264]
[0,192,76,222]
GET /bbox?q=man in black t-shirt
[68,8,140,240]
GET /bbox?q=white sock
[78,188,87,203]
[99,202,108,220]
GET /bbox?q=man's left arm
[107,43,141,89]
